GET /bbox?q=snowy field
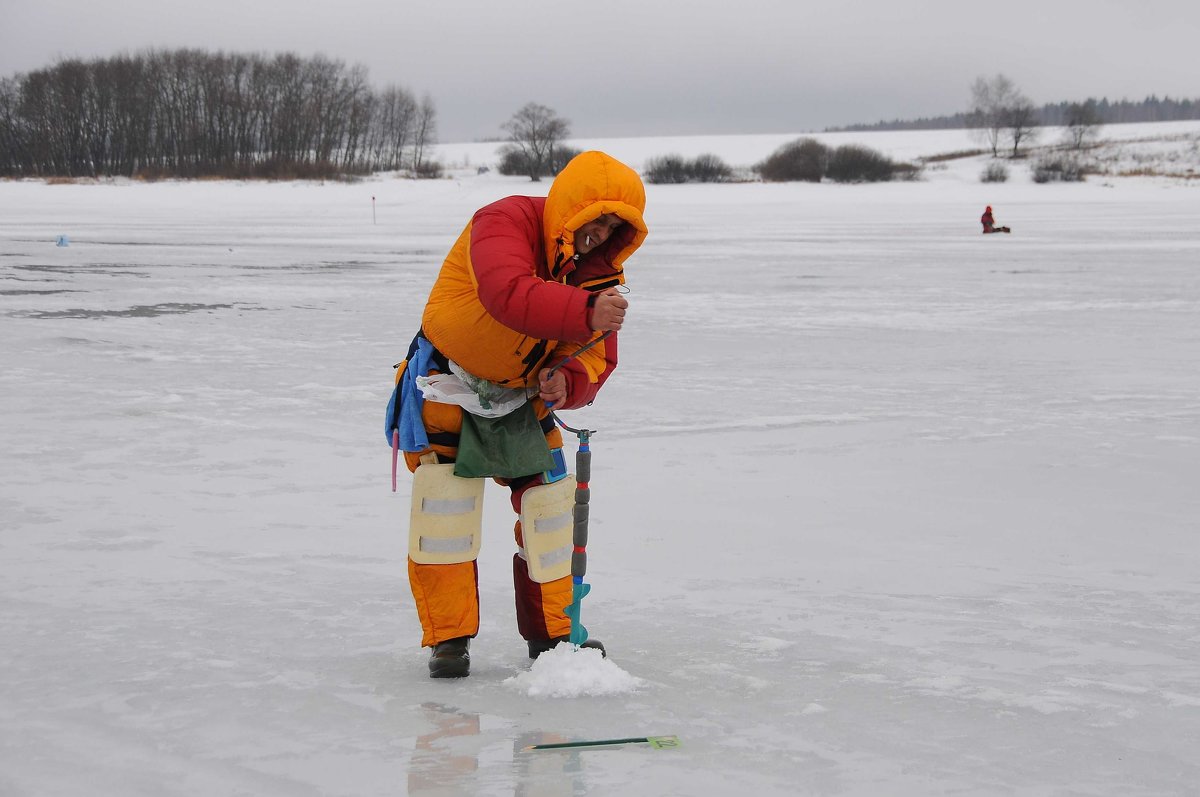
[2,123,1199,796]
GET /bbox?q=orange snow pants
[402,381,573,648]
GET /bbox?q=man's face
[574,214,624,255]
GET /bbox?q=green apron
[453,401,554,479]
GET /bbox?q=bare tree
[0,49,437,179]
[1063,101,1102,150]
[1003,97,1039,157]
[412,92,437,174]
[501,102,569,181]
[969,74,1018,157]
[969,74,1041,158]
[373,85,417,171]
[340,68,372,171]
[0,76,26,175]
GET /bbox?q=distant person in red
[981,205,1011,233]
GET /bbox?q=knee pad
[408,463,484,564]
[519,475,577,583]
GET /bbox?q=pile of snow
[503,645,644,698]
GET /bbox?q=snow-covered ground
[440,120,1200,180]
[2,122,1199,796]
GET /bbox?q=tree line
[0,50,437,179]
[830,93,1200,133]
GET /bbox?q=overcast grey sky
[2,0,1197,142]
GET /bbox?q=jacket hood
[543,151,648,278]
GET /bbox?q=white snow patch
[907,674,969,692]
[1162,691,1200,708]
[267,670,320,689]
[737,636,796,654]
[503,645,644,698]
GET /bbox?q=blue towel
[385,336,434,451]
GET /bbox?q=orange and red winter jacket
[420,151,648,409]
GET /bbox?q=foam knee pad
[519,475,577,583]
[409,463,484,564]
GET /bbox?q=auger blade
[564,581,591,644]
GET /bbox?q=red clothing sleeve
[468,204,593,344]
[554,333,618,409]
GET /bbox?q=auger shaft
[564,429,592,644]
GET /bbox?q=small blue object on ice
[56,235,70,247]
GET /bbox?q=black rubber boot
[527,636,606,660]
[428,636,470,678]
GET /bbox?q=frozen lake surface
[2,126,1200,795]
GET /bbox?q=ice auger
[545,331,611,646]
